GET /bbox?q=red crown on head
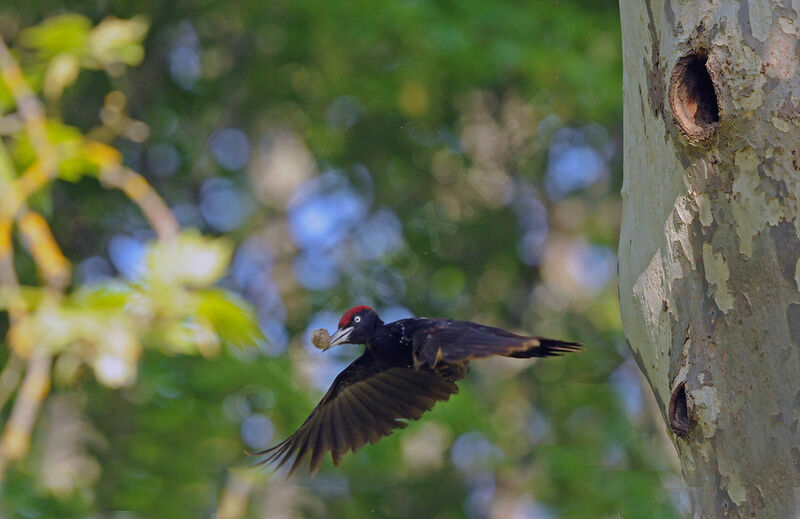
[339,305,373,328]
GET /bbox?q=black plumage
[255,306,580,475]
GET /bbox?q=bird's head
[329,305,382,347]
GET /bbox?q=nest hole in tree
[669,381,689,437]
[668,53,720,142]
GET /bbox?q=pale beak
[328,326,353,347]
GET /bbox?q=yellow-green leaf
[145,231,233,287]
[87,16,148,72]
[195,289,265,349]
[43,53,80,100]
[18,14,91,59]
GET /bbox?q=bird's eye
[354,316,361,323]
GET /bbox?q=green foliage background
[0,1,683,517]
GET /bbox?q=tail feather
[507,338,582,358]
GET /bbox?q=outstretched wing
[412,319,581,368]
[254,352,458,475]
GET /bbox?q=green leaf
[12,120,102,182]
[18,14,91,60]
[158,320,218,356]
[87,16,149,71]
[89,320,140,387]
[145,231,233,287]
[195,289,264,349]
[70,281,134,311]
[0,285,44,310]
[43,53,81,100]
[0,79,13,114]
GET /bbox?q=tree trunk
[618,1,800,517]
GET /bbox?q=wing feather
[379,371,438,400]
[368,376,428,417]
[349,384,399,428]
[330,396,361,453]
[307,405,331,473]
[340,390,382,444]
[329,399,347,465]
[359,382,416,420]
[254,352,458,475]
[289,416,319,475]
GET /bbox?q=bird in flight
[255,305,580,475]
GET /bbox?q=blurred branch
[0,348,52,480]
[0,353,24,412]
[100,165,180,241]
[217,469,257,519]
[12,162,49,209]
[0,219,25,320]
[0,114,23,136]
[17,211,71,289]
[0,220,26,415]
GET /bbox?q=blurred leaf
[0,285,44,309]
[43,53,80,100]
[0,78,13,114]
[88,320,140,387]
[81,141,122,170]
[145,232,233,287]
[18,14,91,60]
[87,16,148,72]
[160,319,220,356]
[12,120,107,182]
[8,301,126,359]
[60,141,122,182]
[195,289,264,349]
[70,281,133,311]
[57,155,101,182]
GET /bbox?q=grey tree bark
[618,1,800,517]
